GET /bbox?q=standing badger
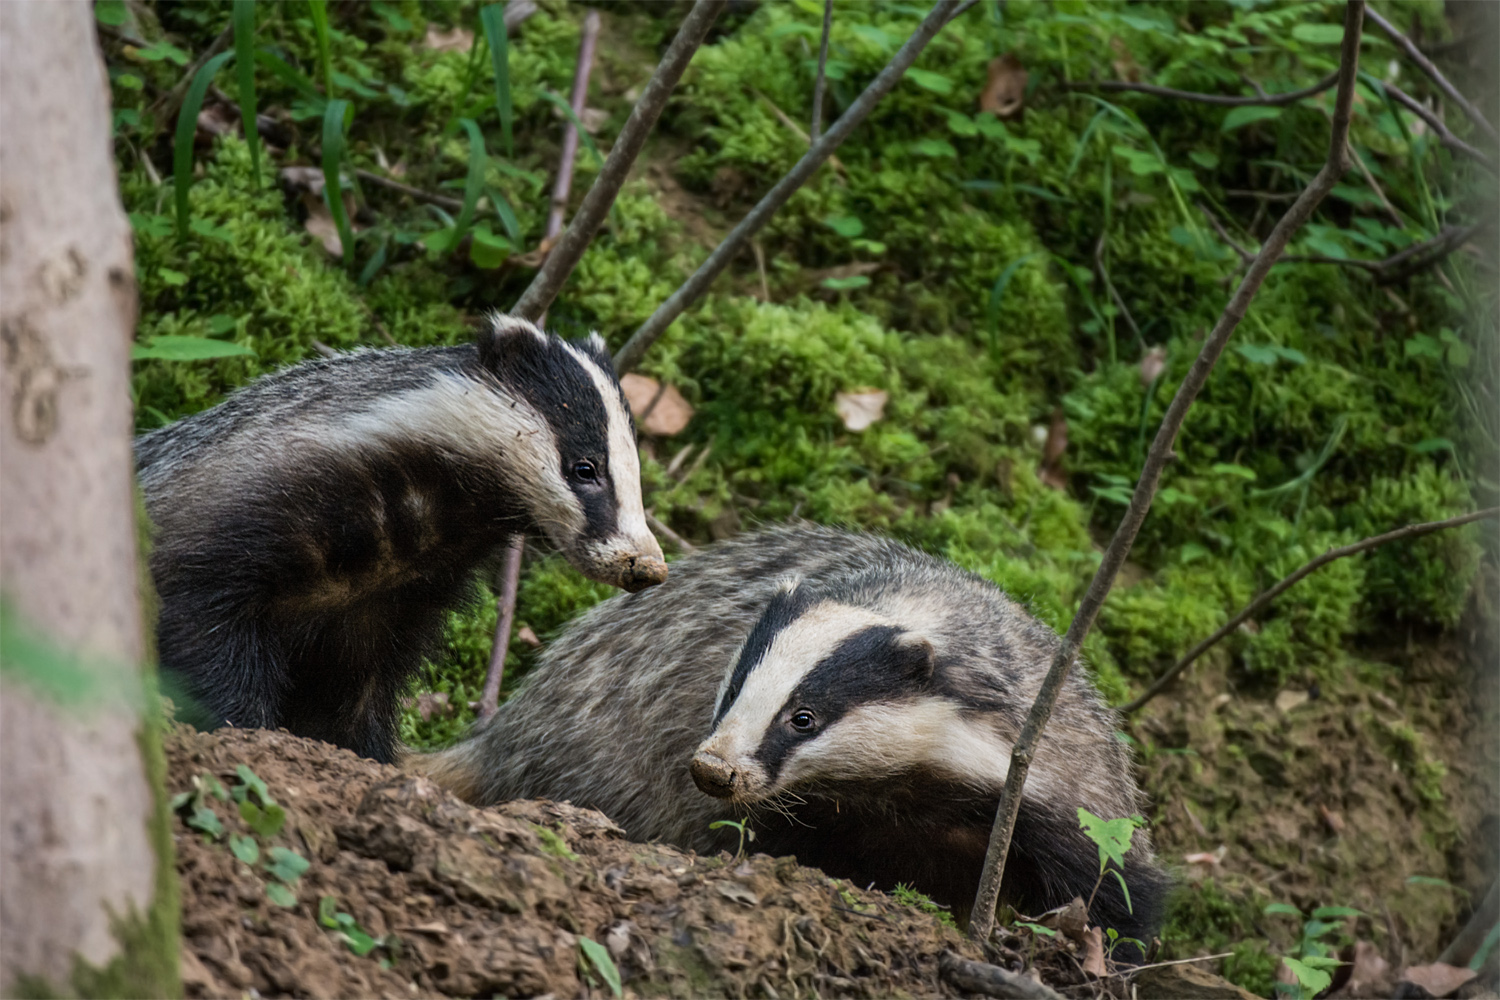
[419,524,1169,950]
[137,315,666,764]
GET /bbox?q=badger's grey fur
[138,315,666,764]
[419,524,1169,951]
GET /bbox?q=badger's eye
[571,459,598,482]
[789,710,817,733]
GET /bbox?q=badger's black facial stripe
[752,625,933,781]
[715,587,814,724]
[473,329,620,539]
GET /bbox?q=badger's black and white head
[464,315,666,592]
[689,583,1013,802]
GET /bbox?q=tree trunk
[0,4,177,996]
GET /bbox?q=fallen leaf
[404,921,452,937]
[713,881,758,906]
[196,102,237,140]
[1319,803,1345,835]
[1082,926,1107,977]
[620,373,694,437]
[1140,345,1167,385]
[399,691,453,723]
[578,107,610,133]
[280,165,326,196]
[1275,688,1310,713]
[1336,941,1390,998]
[517,626,541,648]
[835,388,888,432]
[424,24,473,52]
[605,921,634,958]
[300,190,360,258]
[1400,963,1476,998]
[979,53,1027,119]
[510,233,558,268]
[1109,36,1142,83]
[1184,846,1227,867]
[1038,897,1090,943]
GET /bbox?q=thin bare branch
[810,0,834,143]
[1364,6,1496,143]
[1198,203,1255,264]
[1120,507,1498,715]
[478,537,525,720]
[614,0,980,374]
[543,9,602,255]
[354,169,465,212]
[1382,79,1495,172]
[1276,223,1482,283]
[966,0,1367,945]
[510,0,724,322]
[1075,69,1338,107]
[646,511,697,553]
[939,952,1065,1000]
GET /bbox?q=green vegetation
[106,0,1491,989]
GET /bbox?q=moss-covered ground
[105,0,1496,991]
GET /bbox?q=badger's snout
[621,553,669,592]
[690,750,737,798]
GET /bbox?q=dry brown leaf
[1275,688,1310,713]
[1400,963,1477,998]
[620,373,695,437]
[1184,846,1227,867]
[835,388,888,432]
[300,190,360,258]
[1039,407,1068,490]
[1319,803,1345,835]
[510,233,558,268]
[1082,926,1107,978]
[713,881,758,906]
[517,626,541,648]
[399,691,453,723]
[1037,897,1090,943]
[1109,37,1142,83]
[424,24,473,52]
[979,53,1027,119]
[1334,941,1391,998]
[196,102,237,139]
[1140,345,1167,385]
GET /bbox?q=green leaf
[1404,334,1445,360]
[234,764,274,805]
[133,336,256,361]
[944,110,979,137]
[821,275,871,291]
[1413,438,1455,454]
[486,186,522,243]
[1076,808,1138,871]
[912,138,956,158]
[158,267,188,286]
[469,223,511,269]
[532,89,604,167]
[264,846,311,884]
[190,218,234,242]
[253,49,325,105]
[319,896,341,927]
[904,68,952,94]
[174,50,236,240]
[240,801,287,838]
[187,806,224,839]
[95,1,128,26]
[342,928,379,956]
[1310,905,1366,920]
[1235,344,1280,365]
[229,834,260,864]
[266,882,298,908]
[481,5,513,158]
[1211,463,1257,480]
[307,0,334,97]
[1179,542,1210,564]
[135,40,191,65]
[1222,106,1282,133]
[370,1,412,32]
[442,117,489,254]
[578,936,623,998]
[1291,22,1346,45]
[824,215,864,238]
[1264,902,1302,917]
[206,314,239,336]
[1016,921,1057,937]
[321,98,357,265]
[1188,150,1219,170]
[1107,867,1133,915]
[1112,145,1164,176]
[231,1,261,185]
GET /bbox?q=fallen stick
[938,951,1064,1000]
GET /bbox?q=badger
[136,314,667,764]
[418,524,1169,952]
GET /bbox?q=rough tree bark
[0,4,177,996]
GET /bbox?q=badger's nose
[621,554,669,593]
[690,751,736,798]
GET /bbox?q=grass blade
[174,50,236,240]
[307,0,334,97]
[445,117,488,252]
[233,1,261,186]
[254,48,324,105]
[480,4,512,158]
[577,937,623,998]
[534,88,604,166]
[486,186,522,243]
[321,98,356,266]
[986,252,1038,351]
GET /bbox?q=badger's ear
[478,312,549,368]
[574,330,612,371]
[891,631,936,680]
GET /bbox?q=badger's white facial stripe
[701,602,894,772]
[302,373,584,538]
[562,339,656,561]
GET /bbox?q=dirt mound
[167,726,980,998]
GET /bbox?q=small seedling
[318,895,394,959]
[577,935,623,998]
[1077,807,1143,919]
[170,773,230,841]
[892,882,956,929]
[231,764,286,838]
[1266,902,1362,999]
[708,817,755,860]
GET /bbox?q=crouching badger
[136,315,667,764]
[418,525,1169,952]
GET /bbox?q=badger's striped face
[690,589,1013,803]
[472,317,665,592]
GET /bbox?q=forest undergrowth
[103,0,1497,993]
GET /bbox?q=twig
[938,951,1065,1000]
[1279,223,1480,282]
[478,536,525,720]
[753,90,847,175]
[1345,140,1406,229]
[614,0,980,374]
[148,22,234,125]
[1382,80,1495,172]
[353,169,465,212]
[1095,235,1142,345]
[510,0,724,321]
[810,0,833,143]
[308,338,338,358]
[1225,189,1299,202]
[967,0,1367,945]
[1074,69,1338,107]
[1198,204,1254,263]
[482,9,603,714]
[1116,952,1235,976]
[1364,6,1496,143]
[646,510,696,553]
[1120,506,1497,714]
